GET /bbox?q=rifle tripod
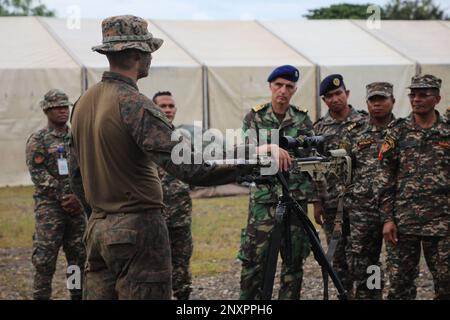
[260,172,348,300]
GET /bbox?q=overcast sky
[41,0,450,20]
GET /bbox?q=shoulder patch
[378,135,395,160]
[252,104,268,113]
[33,152,45,165]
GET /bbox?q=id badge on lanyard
[57,146,69,176]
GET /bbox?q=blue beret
[320,74,345,96]
[267,65,300,83]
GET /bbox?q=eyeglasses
[408,93,436,99]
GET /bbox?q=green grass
[0,186,249,276]
[0,187,316,277]
[0,186,35,248]
[191,195,248,275]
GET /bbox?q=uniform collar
[368,114,395,131]
[266,103,298,128]
[406,110,443,131]
[102,71,139,90]
[46,126,69,138]
[322,105,363,125]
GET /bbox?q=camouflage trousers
[83,211,172,300]
[386,233,450,300]
[168,225,193,300]
[32,202,86,300]
[238,201,310,300]
[323,208,353,295]
[347,206,383,299]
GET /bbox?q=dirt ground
[0,246,435,300]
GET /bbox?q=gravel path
[0,247,435,300]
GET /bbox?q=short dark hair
[152,91,172,103]
[106,49,142,70]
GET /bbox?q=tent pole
[202,65,210,130]
[315,66,322,120]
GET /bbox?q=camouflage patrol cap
[366,82,394,100]
[92,15,163,54]
[40,89,72,111]
[408,74,442,89]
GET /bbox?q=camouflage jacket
[71,72,255,214]
[378,112,449,237]
[340,115,394,210]
[243,102,315,203]
[157,167,192,227]
[26,126,72,204]
[313,106,368,209]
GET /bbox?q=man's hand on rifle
[383,220,398,245]
[256,144,291,172]
[313,201,325,225]
[61,194,83,215]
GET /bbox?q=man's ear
[435,95,441,105]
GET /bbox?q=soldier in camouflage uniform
[25,89,86,300]
[379,74,449,300]
[153,91,193,300]
[313,74,368,296]
[238,65,314,300]
[70,15,265,300]
[340,82,396,299]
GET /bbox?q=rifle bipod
[260,172,348,300]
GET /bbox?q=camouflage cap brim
[367,91,391,99]
[41,101,73,111]
[92,37,163,54]
[407,84,439,89]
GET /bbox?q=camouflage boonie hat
[408,74,442,89]
[366,82,394,100]
[92,15,163,54]
[40,89,72,111]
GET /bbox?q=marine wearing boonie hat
[92,15,163,54]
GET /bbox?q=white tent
[261,20,417,118]
[39,18,204,127]
[354,20,450,115]
[153,20,316,133]
[1,18,449,187]
[0,17,81,186]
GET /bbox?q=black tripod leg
[284,211,292,266]
[272,172,347,300]
[293,203,347,300]
[261,218,283,300]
